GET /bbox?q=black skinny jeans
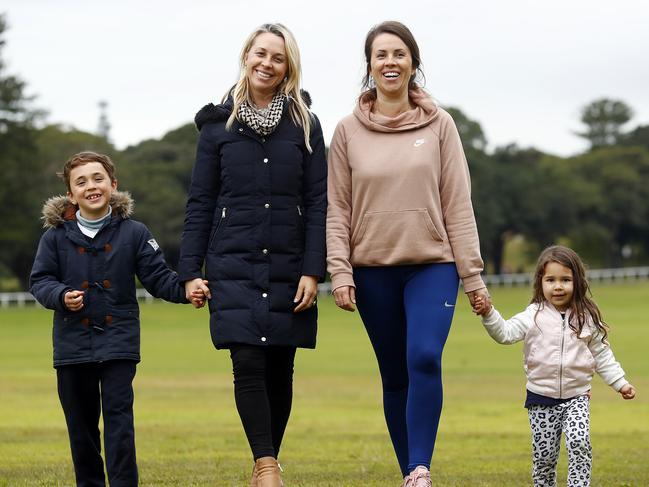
[229,345,296,460]
[56,360,138,487]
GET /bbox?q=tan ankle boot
[254,456,282,487]
[250,464,258,487]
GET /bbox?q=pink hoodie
[327,88,485,292]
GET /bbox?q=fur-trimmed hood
[41,190,134,229]
[194,89,312,131]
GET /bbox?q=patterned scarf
[238,92,286,136]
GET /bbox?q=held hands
[293,275,318,313]
[333,285,356,312]
[468,287,492,316]
[620,383,636,400]
[64,290,85,311]
[185,278,210,309]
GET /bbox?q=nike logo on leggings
[444,301,455,307]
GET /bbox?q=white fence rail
[483,266,649,287]
[2,266,649,308]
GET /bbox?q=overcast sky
[3,0,649,156]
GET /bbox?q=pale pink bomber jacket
[326,88,485,292]
[481,303,629,399]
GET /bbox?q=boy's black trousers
[56,360,138,487]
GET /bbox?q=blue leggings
[354,263,459,476]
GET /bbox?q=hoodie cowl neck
[353,87,439,133]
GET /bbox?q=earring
[368,76,376,89]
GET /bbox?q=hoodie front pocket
[351,208,444,265]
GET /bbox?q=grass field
[1,283,647,486]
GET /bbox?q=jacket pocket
[524,344,538,375]
[208,207,228,250]
[294,205,305,247]
[568,338,596,375]
[103,306,141,356]
[54,311,91,361]
[351,208,444,265]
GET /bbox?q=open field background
[1,283,647,486]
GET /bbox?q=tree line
[1,15,648,290]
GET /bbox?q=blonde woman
[179,23,326,486]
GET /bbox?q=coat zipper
[209,207,227,248]
[297,205,302,216]
[559,314,566,398]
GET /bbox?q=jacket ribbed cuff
[301,251,326,281]
[462,273,486,293]
[611,376,629,392]
[330,272,355,293]
[481,307,498,325]
[178,272,203,284]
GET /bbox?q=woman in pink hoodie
[326,21,490,487]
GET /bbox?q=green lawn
[1,283,647,486]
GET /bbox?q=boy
[30,151,196,486]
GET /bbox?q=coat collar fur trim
[41,190,134,229]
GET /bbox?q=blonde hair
[225,23,313,152]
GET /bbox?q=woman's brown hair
[361,20,425,91]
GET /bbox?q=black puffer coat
[29,192,187,367]
[178,95,327,349]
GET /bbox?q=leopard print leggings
[527,395,592,486]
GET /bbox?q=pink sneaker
[400,474,412,487]
[409,466,431,487]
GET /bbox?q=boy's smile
[67,162,117,220]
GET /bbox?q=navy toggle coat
[30,191,187,367]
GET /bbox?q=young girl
[473,245,635,487]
